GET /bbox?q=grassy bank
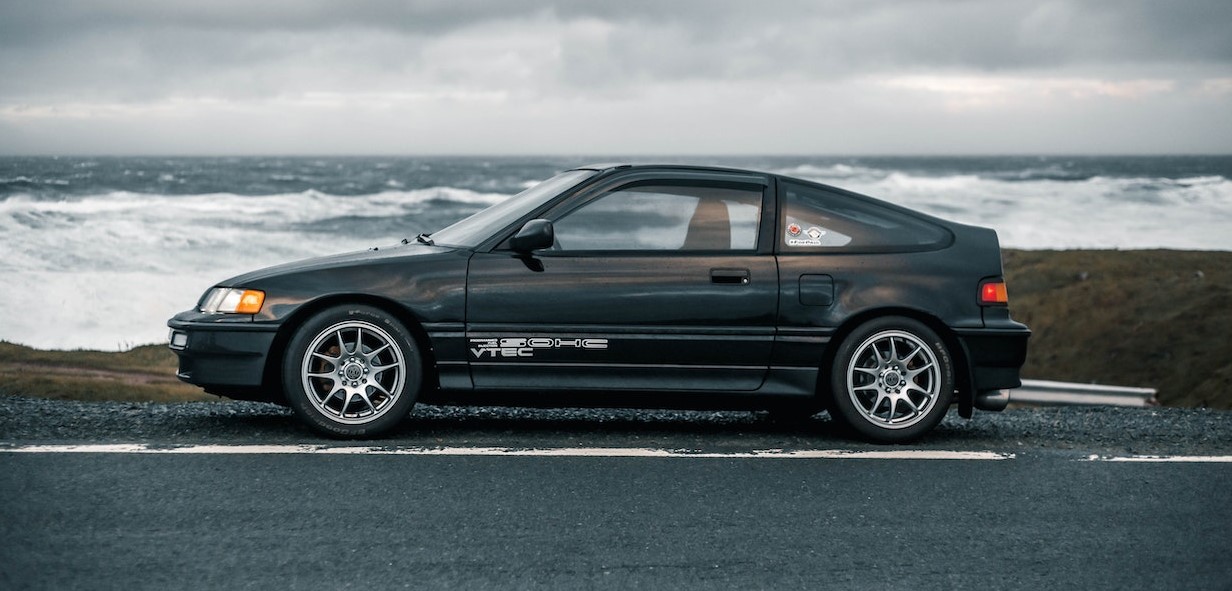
[2,249,1229,408]
[0,342,213,403]
[1005,249,1231,409]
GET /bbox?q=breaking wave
[2,154,1231,349]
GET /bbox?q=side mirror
[509,219,554,253]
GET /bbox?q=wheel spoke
[888,337,899,364]
[906,362,934,379]
[900,396,920,416]
[371,362,400,374]
[336,330,348,356]
[364,343,392,361]
[369,380,393,398]
[311,351,340,364]
[902,343,923,365]
[317,387,342,405]
[868,392,887,415]
[902,382,931,400]
[356,390,376,414]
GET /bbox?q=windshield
[430,169,598,249]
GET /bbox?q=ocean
[2,155,1230,350]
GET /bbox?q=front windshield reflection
[431,169,597,248]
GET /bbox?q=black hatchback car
[168,164,1029,442]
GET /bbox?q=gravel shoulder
[2,395,1229,457]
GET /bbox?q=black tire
[828,316,954,443]
[282,304,422,438]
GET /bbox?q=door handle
[711,268,750,285]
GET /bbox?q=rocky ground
[3,396,1229,457]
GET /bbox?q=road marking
[0,443,1012,460]
[1087,454,1232,463]
[4,445,1230,462]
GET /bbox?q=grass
[2,248,1229,408]
[0,342,215,403]
[1005,249,1232,409]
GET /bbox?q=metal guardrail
[1011,379,1158,407]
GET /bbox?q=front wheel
[828,316,954,443]
[282,305,422,438]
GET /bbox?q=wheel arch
[818,307,972,414]
[261,294,440,402]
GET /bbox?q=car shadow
[157,401,1003,448]
[379,405,1001,448]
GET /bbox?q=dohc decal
[470,337,609,358]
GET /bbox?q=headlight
[199,288,265,314]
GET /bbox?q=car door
[465,169,779,392]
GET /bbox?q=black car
[168,164,1029,442]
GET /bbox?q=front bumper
[168,311,279,398]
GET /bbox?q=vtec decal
[469,337,609,359]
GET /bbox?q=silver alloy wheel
[300,320,406,425]
[845,329,941,430]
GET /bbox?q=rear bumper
[953,325,1030,392]
[167,312,279,399]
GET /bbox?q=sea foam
[0,187,505,349]
[2,165,1231,349]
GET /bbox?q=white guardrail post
[1010,379,1158,407]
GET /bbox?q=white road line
[5,445,1230,462]
[1087,454,1232,463]
[0,444,1013,460]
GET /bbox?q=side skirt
[419,366,820,412]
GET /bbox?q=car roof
[570,162,770,177]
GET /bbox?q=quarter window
[553,183,762,252]
[781,182,949,251]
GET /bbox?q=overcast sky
[2,0,1230,155]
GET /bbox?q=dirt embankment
[1005,249,1232,409]
[1,249,1229,408]
[0,342,212,403]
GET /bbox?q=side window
[553,183,762,252]
[781,182,949,251]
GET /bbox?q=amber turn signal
[235,290,265,314]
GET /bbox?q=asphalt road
[2,398,1231,590]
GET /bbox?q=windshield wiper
[414,233,434,246]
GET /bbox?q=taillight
[979,280,1008,305]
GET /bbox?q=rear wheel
[282,305,421,438]
[828,316,954,443]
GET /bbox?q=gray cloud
[4,0,1231,99]
[1,0,1229,154]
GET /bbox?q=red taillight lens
[980,281,1008,305]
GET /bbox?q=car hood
[220,242,457,287]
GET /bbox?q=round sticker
[787,223,802,236]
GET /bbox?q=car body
[168,163,1029,441]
